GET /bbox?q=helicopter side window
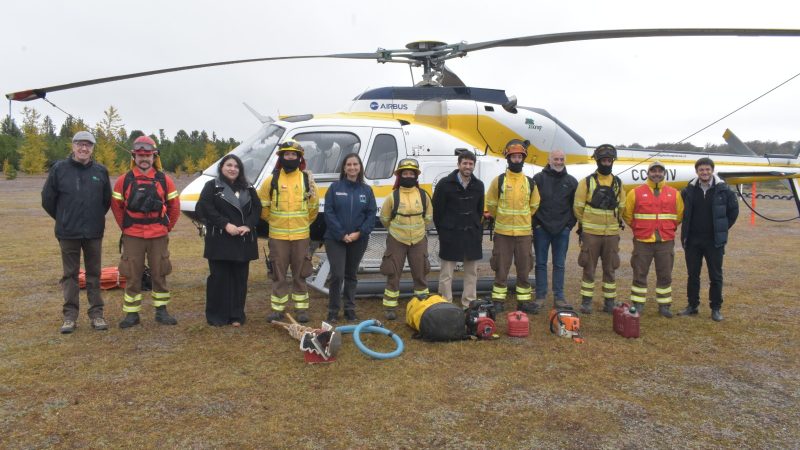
[293,132,360,178]
[365,134,398,180]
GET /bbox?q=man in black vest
[432,150,485,307]
[678,157,739,322]
[530,150,578,313]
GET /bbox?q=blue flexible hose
[336,319,404,360]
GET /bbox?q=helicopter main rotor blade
[459,28,800,52]
[5,52,383,101]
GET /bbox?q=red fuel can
[507,311,530,337]
[613,303,640,338]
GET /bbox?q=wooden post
[750,182,756,225]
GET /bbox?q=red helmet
[132,136,158,155]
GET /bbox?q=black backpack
[122,171,169,228]
[390,186,429,220]
[586,173,621,211]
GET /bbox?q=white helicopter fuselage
[180,86,800,220]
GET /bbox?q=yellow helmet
[394,158,421,175]
[277,139,304,155]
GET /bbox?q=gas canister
[613,303,640,338]
[506,311,529,337]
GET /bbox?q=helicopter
[7,28,800,295]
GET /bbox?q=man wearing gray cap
[42,130,112,333]
[622,161,684,318]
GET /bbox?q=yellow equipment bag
[406,295,466,341]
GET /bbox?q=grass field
[1,174,798,449]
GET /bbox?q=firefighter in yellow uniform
[379,158,433,321]
[622,160,684,318]
[573,144,626,314]
[485,139,537,313]
[258,139,319,323]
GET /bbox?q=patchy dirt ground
[1,174,798,449]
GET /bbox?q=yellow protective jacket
[573,172,626,236]
[379,186,432,245]
[486,170,537,236]
[258,169,319,241]
[622,179,684,243]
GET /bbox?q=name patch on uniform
[336,192,348,196]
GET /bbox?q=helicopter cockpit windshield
[202,124,285,183]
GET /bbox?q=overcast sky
[2,0,799,148]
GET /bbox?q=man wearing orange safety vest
[258,139,319,323]
[623,160,684,318]
[112,135,181,328]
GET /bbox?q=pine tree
[2,115,22,138]
[95,106,125,173]
[18,107,47,174]
[3,158,17,180]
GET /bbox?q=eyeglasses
[132,143,156,151]
[73,141,94,148]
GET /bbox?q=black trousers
[206,259,250,325]
[325,237,369,314]
[685,239,725,310]
[59,238,104,320]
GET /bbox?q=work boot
[711,309,724,322]
[602,299,616,314]
[295,310,309,324]
[155,306,178,325]
[344,310,358,322]
[492,301,505,313]
[119,312,141,329]
[266,311,285,323]
[60,319,76,334]
[529,297,546,314]
[678,306,699,316]
[384,309,397,321]
[580,297,593,314]
[326,311,338,324]
[554,298,572,310]
[517,301,538,314]
[658,304,673,318]
[91,317,109,331]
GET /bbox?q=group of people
[43,131,738,334]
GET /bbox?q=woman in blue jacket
[324,153,377,322]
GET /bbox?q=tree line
[619,140,798,156]
[0,106,240,179]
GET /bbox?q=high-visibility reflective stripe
[123,304,141,313]
[633,213,658,219]
[603,282,616,289]
[383,299,399,307]
[631,285,648,294]
[603,292,616,298]
[291,293,309,301]
[630,296,646,302]
[655,286,672,295]
[261,200,269,207]
[581,222,620,231]
[384,289,399,298]
[268,225,310,234]
[414,289,430,296]
[153,299,169,307]
[112,191,124,200]
[151,291,170,299]
[166,191,179,200]
[492,285,507,293]
[496,207,531,215]
[271,303,286,311]
[581,281,594,289]
[271,210,308,218]
[271,295,289,304]
[516,293,532,301]
[516,285,531,293]
[294,301,310,309]
[495,223,534,232]
[656,297,672,304]
[573,200,585,207]
[124,292,143,303]
[660,214,678,220]
[580,290,594,297]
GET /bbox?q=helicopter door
[364,128,404,183]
